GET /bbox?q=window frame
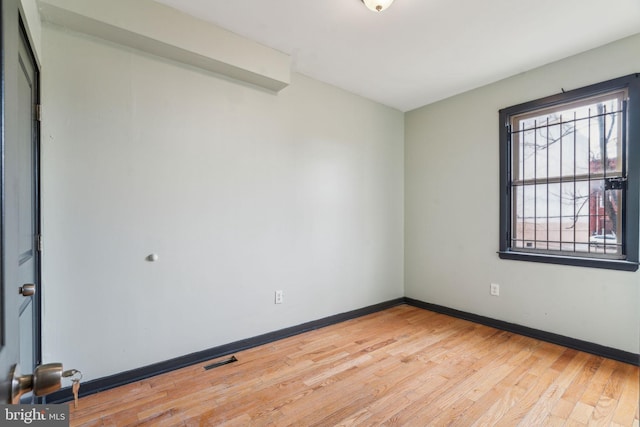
[499,74,639,271]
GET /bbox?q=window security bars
[508,91,627,259]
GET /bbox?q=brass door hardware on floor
[11,363,82,404]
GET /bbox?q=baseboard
[45,297,405,404]
[404,297,640,367]
[47,295,638,403]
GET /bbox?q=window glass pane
[547,124,561,180]
[587,184,622,256]
[511,178,623,257]
[561,121,576,177]
[608,110,623,175]
[560,181,576,250]
[512,185,523,248]
[521,128,536,181]
[547,183,561,250]
[512,185,532,248]
[574,180,594,251]
[513,91,624,181]
[535,127,548,180]
[575,116,591,176]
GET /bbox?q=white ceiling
[154,0,640,112]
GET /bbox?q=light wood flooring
[69,305,640,426]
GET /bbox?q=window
[499,74,639,271]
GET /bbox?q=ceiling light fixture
[361,0,395,12]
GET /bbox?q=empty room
[0,0,639,425]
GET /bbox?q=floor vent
[204,355,238,370]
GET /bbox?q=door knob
[19,283,36,296]
[10,363,64,404]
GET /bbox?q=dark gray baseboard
[46,298,405,404]
[47,296,639,403]
[404,298,640,366]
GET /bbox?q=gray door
[0,0,41,404]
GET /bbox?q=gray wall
[38,6,639,384]
[405,34,640,354]
[41,24,405,381]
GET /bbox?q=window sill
[498,251,639,272]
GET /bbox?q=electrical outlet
[275,290,284,304]
[490,283,500,296]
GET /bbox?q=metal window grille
[508,90,627,259]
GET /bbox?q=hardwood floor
[69,305,640,426]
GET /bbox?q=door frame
[19,14,43,375]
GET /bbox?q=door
[0,0,41,404]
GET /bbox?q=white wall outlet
[274,290,284,304]
[490,283,500,296]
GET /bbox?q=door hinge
[36,234,42,252]
[35,104,41,122]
